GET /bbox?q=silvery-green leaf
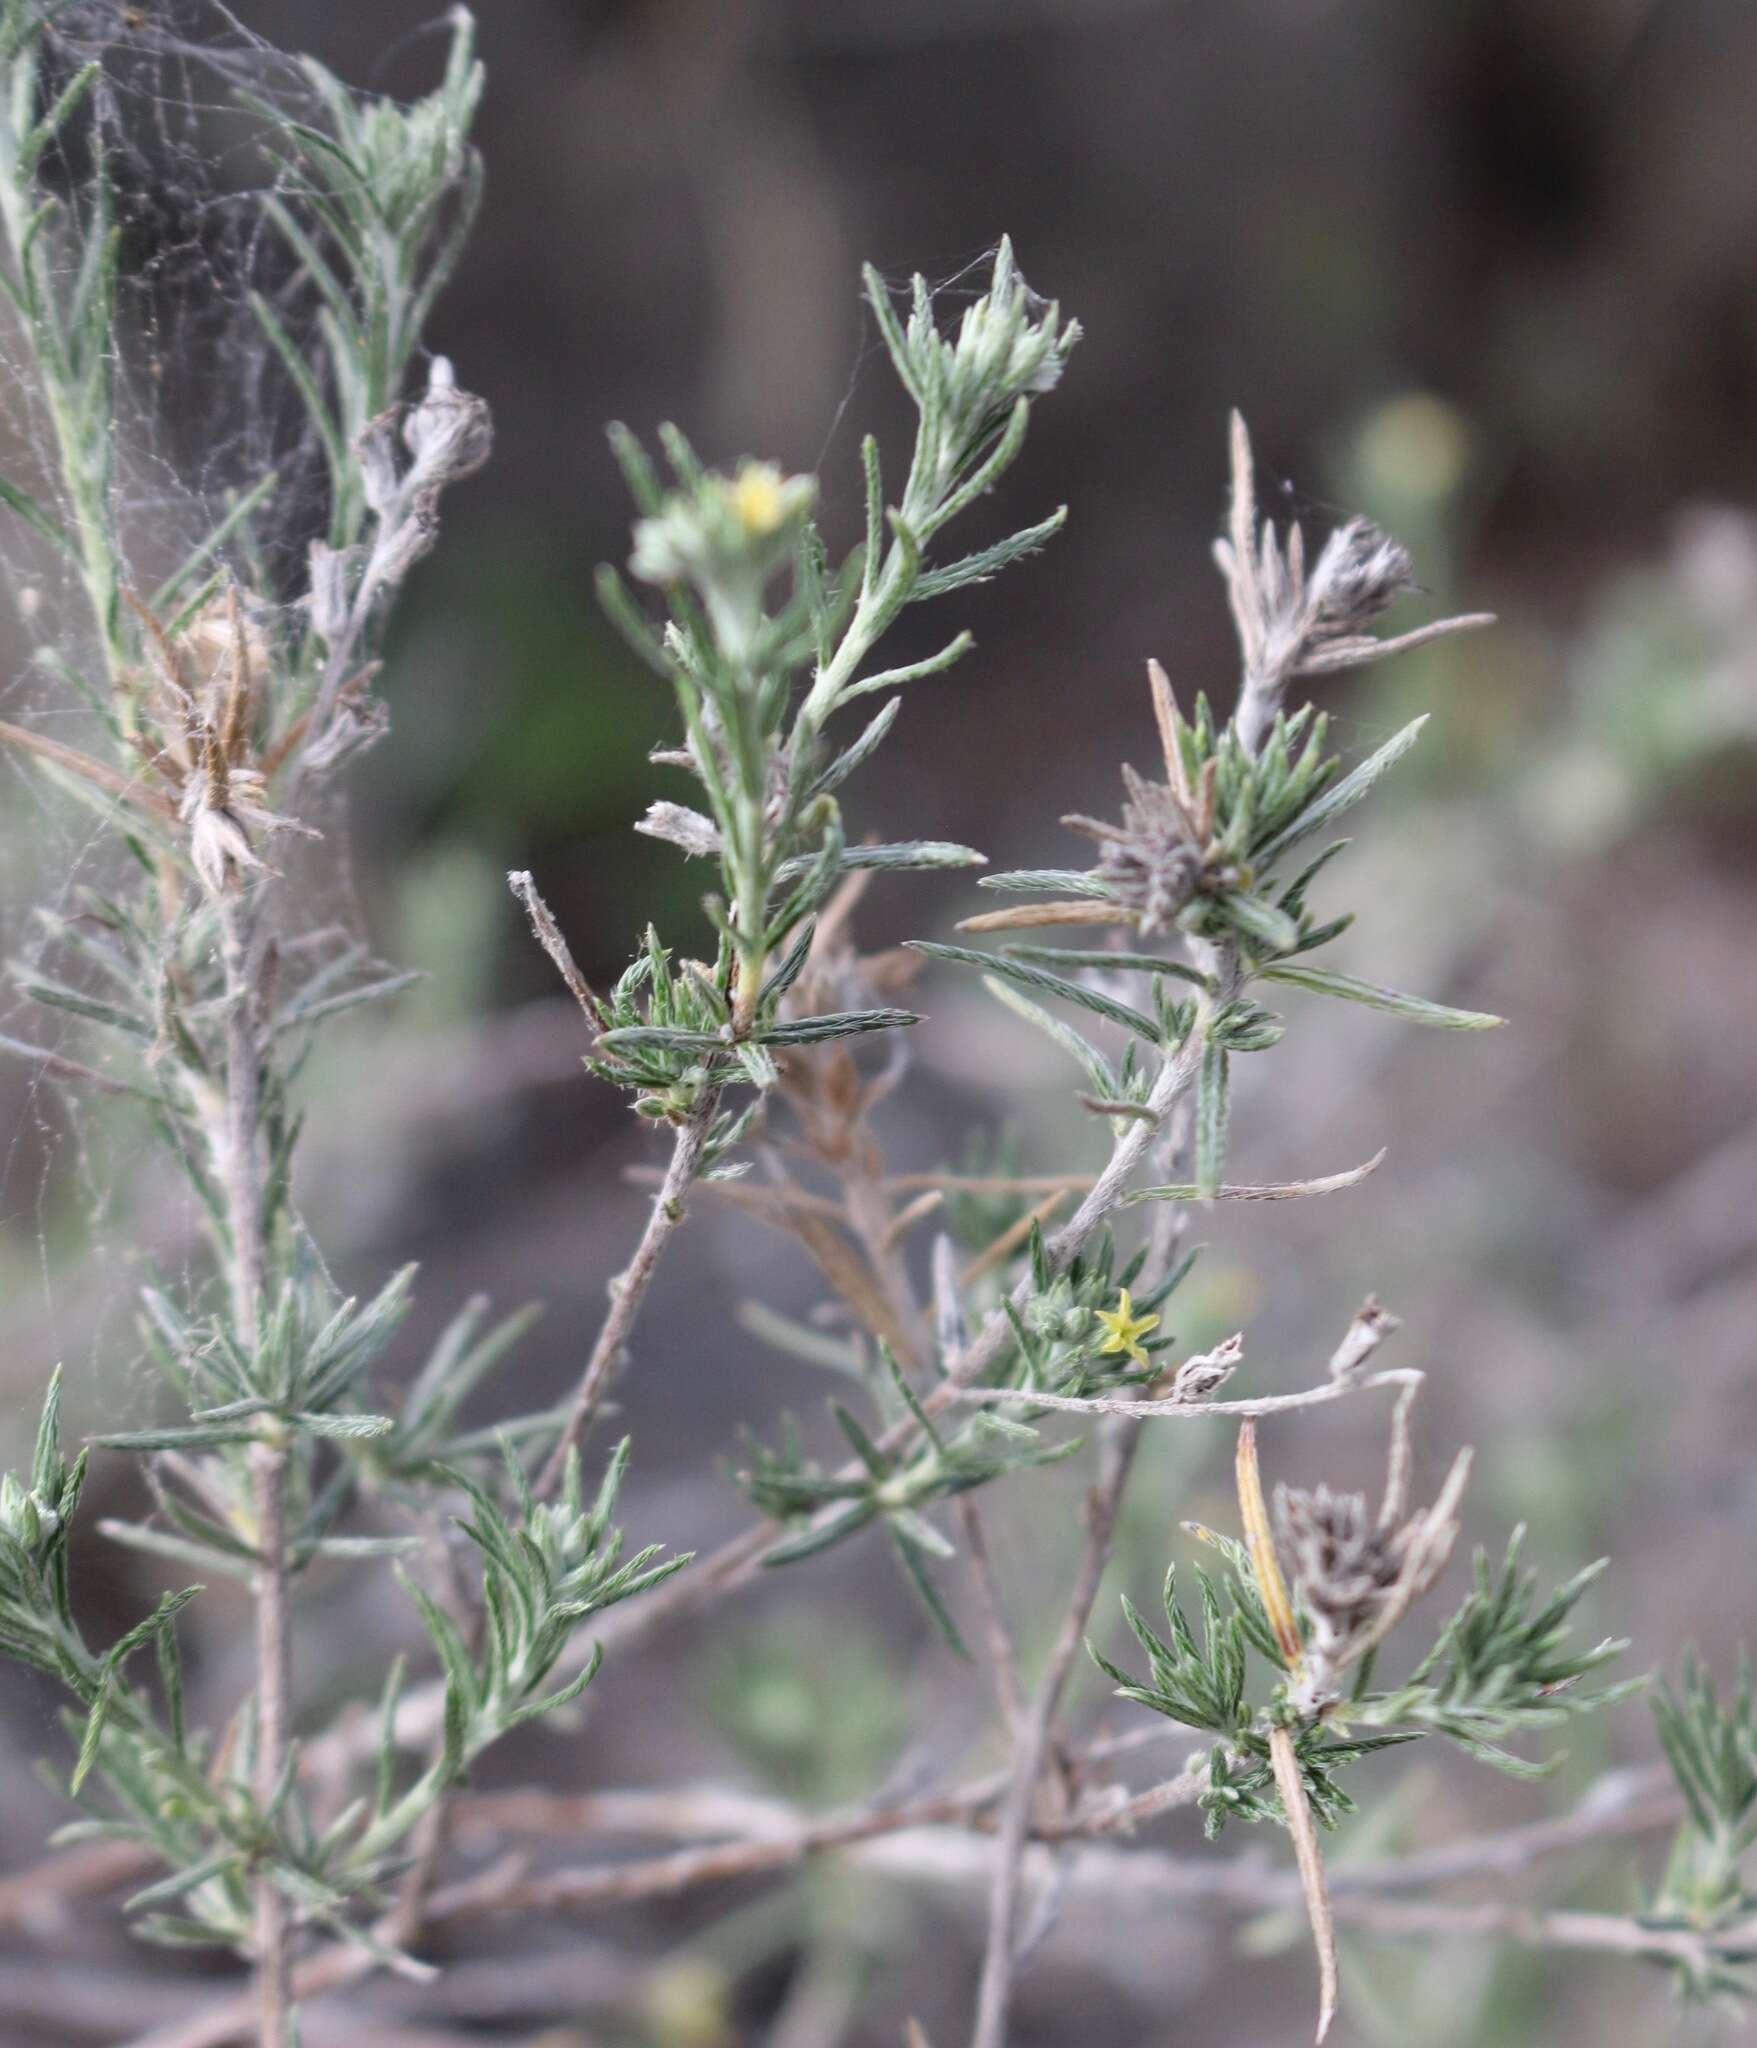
[1264,962,1503,1031]
[912,941,1160,1042]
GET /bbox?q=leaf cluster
[1096,1527,1631,1843]
[933,692,1500,1195]
[0,6,117,642]
[249,9,484,544]
[102,1259,414,1452]
[1649,1649,1757,1995]
[587,240,1074,1090]
[586,920,913,1116]
[1,1378,285,1954]
[406,1441,690,1788]
[1353,1531,1635,1773]
[738,1348,1079,1653]
[1000,1225,1195,1398]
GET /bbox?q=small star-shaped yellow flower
[1095,1288,1160,1368]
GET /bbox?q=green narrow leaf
[888,1525,970,1658]
[753,1008,919,1047]
[976,868,1112,897]
[1264,962,1504,1031]
[124,1847,241,1916]
[373,1654,407,1816]
[273,969,425,1035]
[1212,889,1301,959]
[890,1506,956,1560]
[289,1411,395,1440]
[90,1422,260,1451]
[155,1611,185,1751]
[761,1501,879,1568]
[605,421,662,515]
[831,1403,889,1479]
[808,695,900,801]
[250,290,348,488]
[812,840,987,876]
[912,942,1160,1042]
[981,975,1115,1099]
[99,1519,256,1583]
[1000,944,1209,988]
[880,1341,945,1450]
[1255,717,1428,866]
[913,506,1067,601]
[594,563,676,679]
[11,971,151,1040]
[0,468,74,557]
[32,1365,63,1493]
[70,1680,113,1796]
[398,1566,479,1724]
[505,1642,604,1727]
[837,630,974,703]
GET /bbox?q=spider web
[0,5,434,1400]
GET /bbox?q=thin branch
[1271,1722,1338,2043]
[308,988,1216,1777]
[883,1185,947,1247]
[956,1495,1029,1740]
[506,869,597,1023]
[215,886,289,2048]
[77,1764,1687,2048]
[248,1439,293,2048]
[0,1838,158,1932]
[971,1417,1141,2048]
[533,1090,721,1501]
[945,1364,1424,1422]
[629,1167,846,1224]
[1121,1147,1386,1206]
[215,895,265,1341]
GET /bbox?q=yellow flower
[1094,1288,1159,1368]
[729,461,787,537]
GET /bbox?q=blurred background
[3,1,1757,2042]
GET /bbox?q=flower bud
[402,362,493,492]
[1327,1295,1401,1382]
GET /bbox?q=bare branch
[1270,1723,1338,2043]
[971,1418,1141,2048]
[945,1365,1425,1423]
[534,1091,721,1500]
[505,869,598,1025]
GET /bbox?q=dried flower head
[1304,519,1416,644]
[357,359,494,587]
[124,586,308,897]
[1276,1482,1414,1664]
[1274,1430,1474,1708]
[1063,773,1208,938]
[635,799,725,861]
[1161,1330,1244,1403]
[1214,411,1492,751]
[1327,1295,1401,1382]
[399,356,494,492]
